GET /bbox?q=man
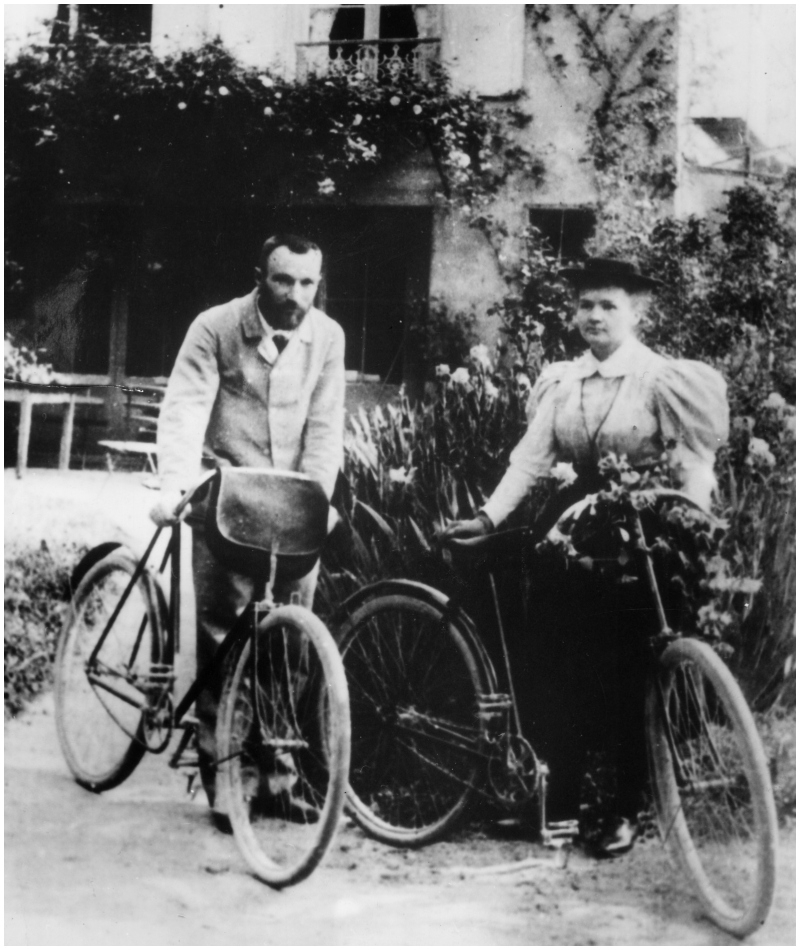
[151,234,345,824]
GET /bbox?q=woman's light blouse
[482,336,729,526]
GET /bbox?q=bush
[4,542,78,716]
[6,37,539,297]
[318,353,546,617]
[406,297,479,379]
[321,181,796,715]
[4,332,54,383]
[759,708,797,825]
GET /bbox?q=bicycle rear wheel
[55,549,168,791]
[216,604,350,887]
[338,591,487,847]
[646,637,778,937]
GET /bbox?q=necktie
[273,333,289,354]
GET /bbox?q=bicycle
[334,488,778,937]
[54,467,351,888]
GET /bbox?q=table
[4,382,104,478]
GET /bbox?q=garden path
[4,469,797,945]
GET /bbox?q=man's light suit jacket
[157,290,345,501]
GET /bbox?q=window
[329,5,419,43]
[528,207,596,262]
[50,5,152,44]
[124,207,432,384]
[321,208,432,382]
[298,5,438,82]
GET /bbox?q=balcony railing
[296,38,441,83]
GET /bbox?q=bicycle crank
[141,664,175,753]
[487,734,539,808]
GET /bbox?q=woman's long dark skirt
[523,556,653,823]
[464,477,656,826]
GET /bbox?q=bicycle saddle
[204,467,329,581]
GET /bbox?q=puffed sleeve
[482,363,567,527]
[654,360,729,509]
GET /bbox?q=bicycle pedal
[186,771,199,799]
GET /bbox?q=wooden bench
[98,383,165,473]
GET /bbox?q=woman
[443,257,729,855]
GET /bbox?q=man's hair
[259,234,321,271]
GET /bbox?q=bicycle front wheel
[646,637,778,937]
[338,592,487,847]
[55,550,168,791]
[216,604,350,888]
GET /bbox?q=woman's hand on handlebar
[438,511,494,541]
[149,489,186,527]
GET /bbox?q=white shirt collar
[257,307,296,340]
[257,307,296,364]
[575,336,647,379]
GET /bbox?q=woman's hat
[558,257,662,293]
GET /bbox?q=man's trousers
[191,524,319,771]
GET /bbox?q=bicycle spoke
[219,606,349,886]
[56,553,164,791]
[341,593,485,844]
[648,639,777,937]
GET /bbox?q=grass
[4,542,82,717]
[759,707,797,826]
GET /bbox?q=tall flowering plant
[318,349,534,613]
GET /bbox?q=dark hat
[558,257,662,293]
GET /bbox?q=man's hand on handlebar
[149,489,186,527]
[438,511,494,541]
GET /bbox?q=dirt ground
[4,470,798,945]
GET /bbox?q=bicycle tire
[216,604,350,887]
[338,591,487,847]
[646,637,778,937]
[55,549,168,792]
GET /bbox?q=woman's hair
[575,281,650,307]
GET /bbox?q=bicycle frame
[80,469,282,767]
[439,489,712,843]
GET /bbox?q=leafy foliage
[321,181,795,712]
[5,543,78,716]
[5,37,537,238]
[536,454,760,647]
[620,182,795,711]
[488,225,583,374]
[758,708,797,824]
[4,332,54,383]
[528,4,677,250]
[405,297,479,378]
[318,356,539,615]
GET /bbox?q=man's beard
[259,293,306,330]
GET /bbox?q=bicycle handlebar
[547,488,715,542]
[172,469,218,521]
[441,488,715,554]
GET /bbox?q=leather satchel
[204,467,328,582]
